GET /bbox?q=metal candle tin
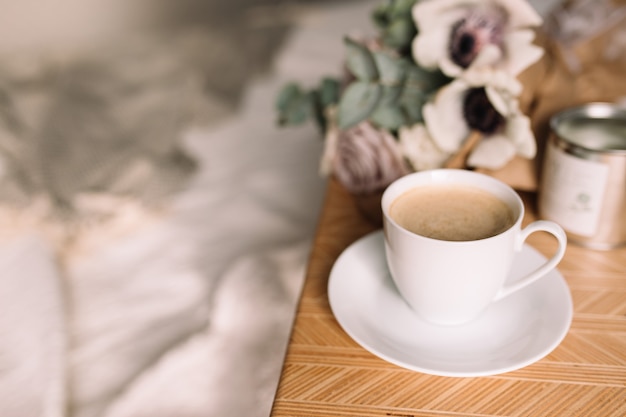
[539,103,626,250]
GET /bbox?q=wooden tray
[270,178,626,417]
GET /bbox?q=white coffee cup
[382,169,567,326]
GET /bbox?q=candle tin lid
[549,102,626,155]
[540,102,626,250]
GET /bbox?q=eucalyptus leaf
[371,3,390,28]
[388,0,418,19]
[344,38,378,81]
[373,52,407,86]
[279,99,313,126]
[309,90,327,132]
[337,81,382,129]
[319,78,340,107]
[275,83,302,112]
[399,87,428,124]
[383,18,417,50]
[378,85,403,107]
[401,103,425,125]
[370,105,406,130]
[276,86,314,126]
[405,64,450,93]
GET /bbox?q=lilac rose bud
[332,122,409,194]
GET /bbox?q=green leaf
[371,3,390,29]
[276,85,314,126]
[378,85,403,107]
[275,83,302,112]
[344,38,378,81]
[382,18,417,51]
[370,105,406,130]
[275,79,342,128]
[399,87,428,124]
[318,78,340,107]
[337,81,382,129]
[309,91,327,133]
[388,0,419,19]
[405,64,450,93]
[278,101,313,126]
[373,52,407,86]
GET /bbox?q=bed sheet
[0,2,376,417]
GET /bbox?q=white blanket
[0,2,376,416]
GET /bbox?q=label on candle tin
[541,142,609,237]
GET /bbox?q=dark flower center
[449,9,505,68]
[463,88,505,134]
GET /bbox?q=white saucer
[328,231,573,377]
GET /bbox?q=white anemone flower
[398,123,451,171]
[412,0,544,78]
[423,76,536,170]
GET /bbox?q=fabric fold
[0,235,66,417]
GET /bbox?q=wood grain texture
[271,178,626,417]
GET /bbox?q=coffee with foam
[390,184,515,241]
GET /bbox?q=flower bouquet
[275,0,626,223]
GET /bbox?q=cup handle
[494,220,567,301]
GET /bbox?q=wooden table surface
[270,178,626,417]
